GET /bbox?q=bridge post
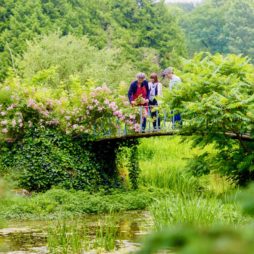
[156,109,159,130]
[172,110,175,129]
[140,106,143,133]
[163,109,167,131]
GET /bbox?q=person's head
[136,72,146,83]
[150,73,158,83]
[163,67,174,80]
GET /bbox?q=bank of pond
[1,185,254,253]
[1,137,254,253]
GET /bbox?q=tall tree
[181,0,254,60]
[0,0,186,81]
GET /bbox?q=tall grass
[139,137,247,232]
[139,136,234,195]
[150,194,246,230]
[47,220,87,254]
[93,215,119,251]
[47,215,119,253]
[139,137,201,194]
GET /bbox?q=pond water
[0,211,153,253]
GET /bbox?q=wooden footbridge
[92,107,253,142]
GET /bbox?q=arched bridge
[92,106,253,142]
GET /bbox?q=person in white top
[163,66,181,90]
[148,73,162,130]
[162,67,182,127]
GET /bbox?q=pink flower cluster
[90,85,111,97]
[0,115,24,134]
[133,123,141,132]
[27,98,50,117]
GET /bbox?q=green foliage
[128,142,140,189]
[150,194,244,230]
[166,53,254,184]
[0,0,186,81]
[139,137,201,194]
[17,33,135,88]
[139,181,254,254]
[236,183,254,216]
[0,77,142,192]
[90,139,141,191]
[0,127,103,192]
[138,225,254,254]
[0,188,161,220]
[181,0,254,60]
[188,152,216,177]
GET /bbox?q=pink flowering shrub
[0,83,142,140]
[0,85,59,139]
[61,85,142,135]
[0,99,57,139]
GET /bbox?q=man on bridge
[163,67,182,128]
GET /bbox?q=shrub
[0,188,161,219]
[0,79,142,192]
[17,32,136,88]
[166,53,254,185]
[0,127,103,192]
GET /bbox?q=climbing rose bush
[0,82,142,140]
[60,85,142,135]
[0,85,57,139]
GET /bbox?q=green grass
[138,137,248,231]
[47,220,87,254]
[139,136,235,195]
[150,194,246,230]
[93,215,119,252]
[139,137,201,194]
[47,215,119,254]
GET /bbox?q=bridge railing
[92,105,181,139]
[90,106,253,142]
[139,105,183,132]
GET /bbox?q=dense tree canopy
[181,0,254,60]
[0,0,186,81]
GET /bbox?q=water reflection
[0,211,152,253]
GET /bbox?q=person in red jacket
[128,73,150,132]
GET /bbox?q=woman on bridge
[128,73,150,132]
[148,73,162,131]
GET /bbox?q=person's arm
[128,83,133,103]
[144,81,150,101]
[158,83,163,97]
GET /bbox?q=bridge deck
[95,130,253,142]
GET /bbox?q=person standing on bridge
[163,67,182,128]
[163,67,181,90]
[148,73,162,131]
[128,73,149,132]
